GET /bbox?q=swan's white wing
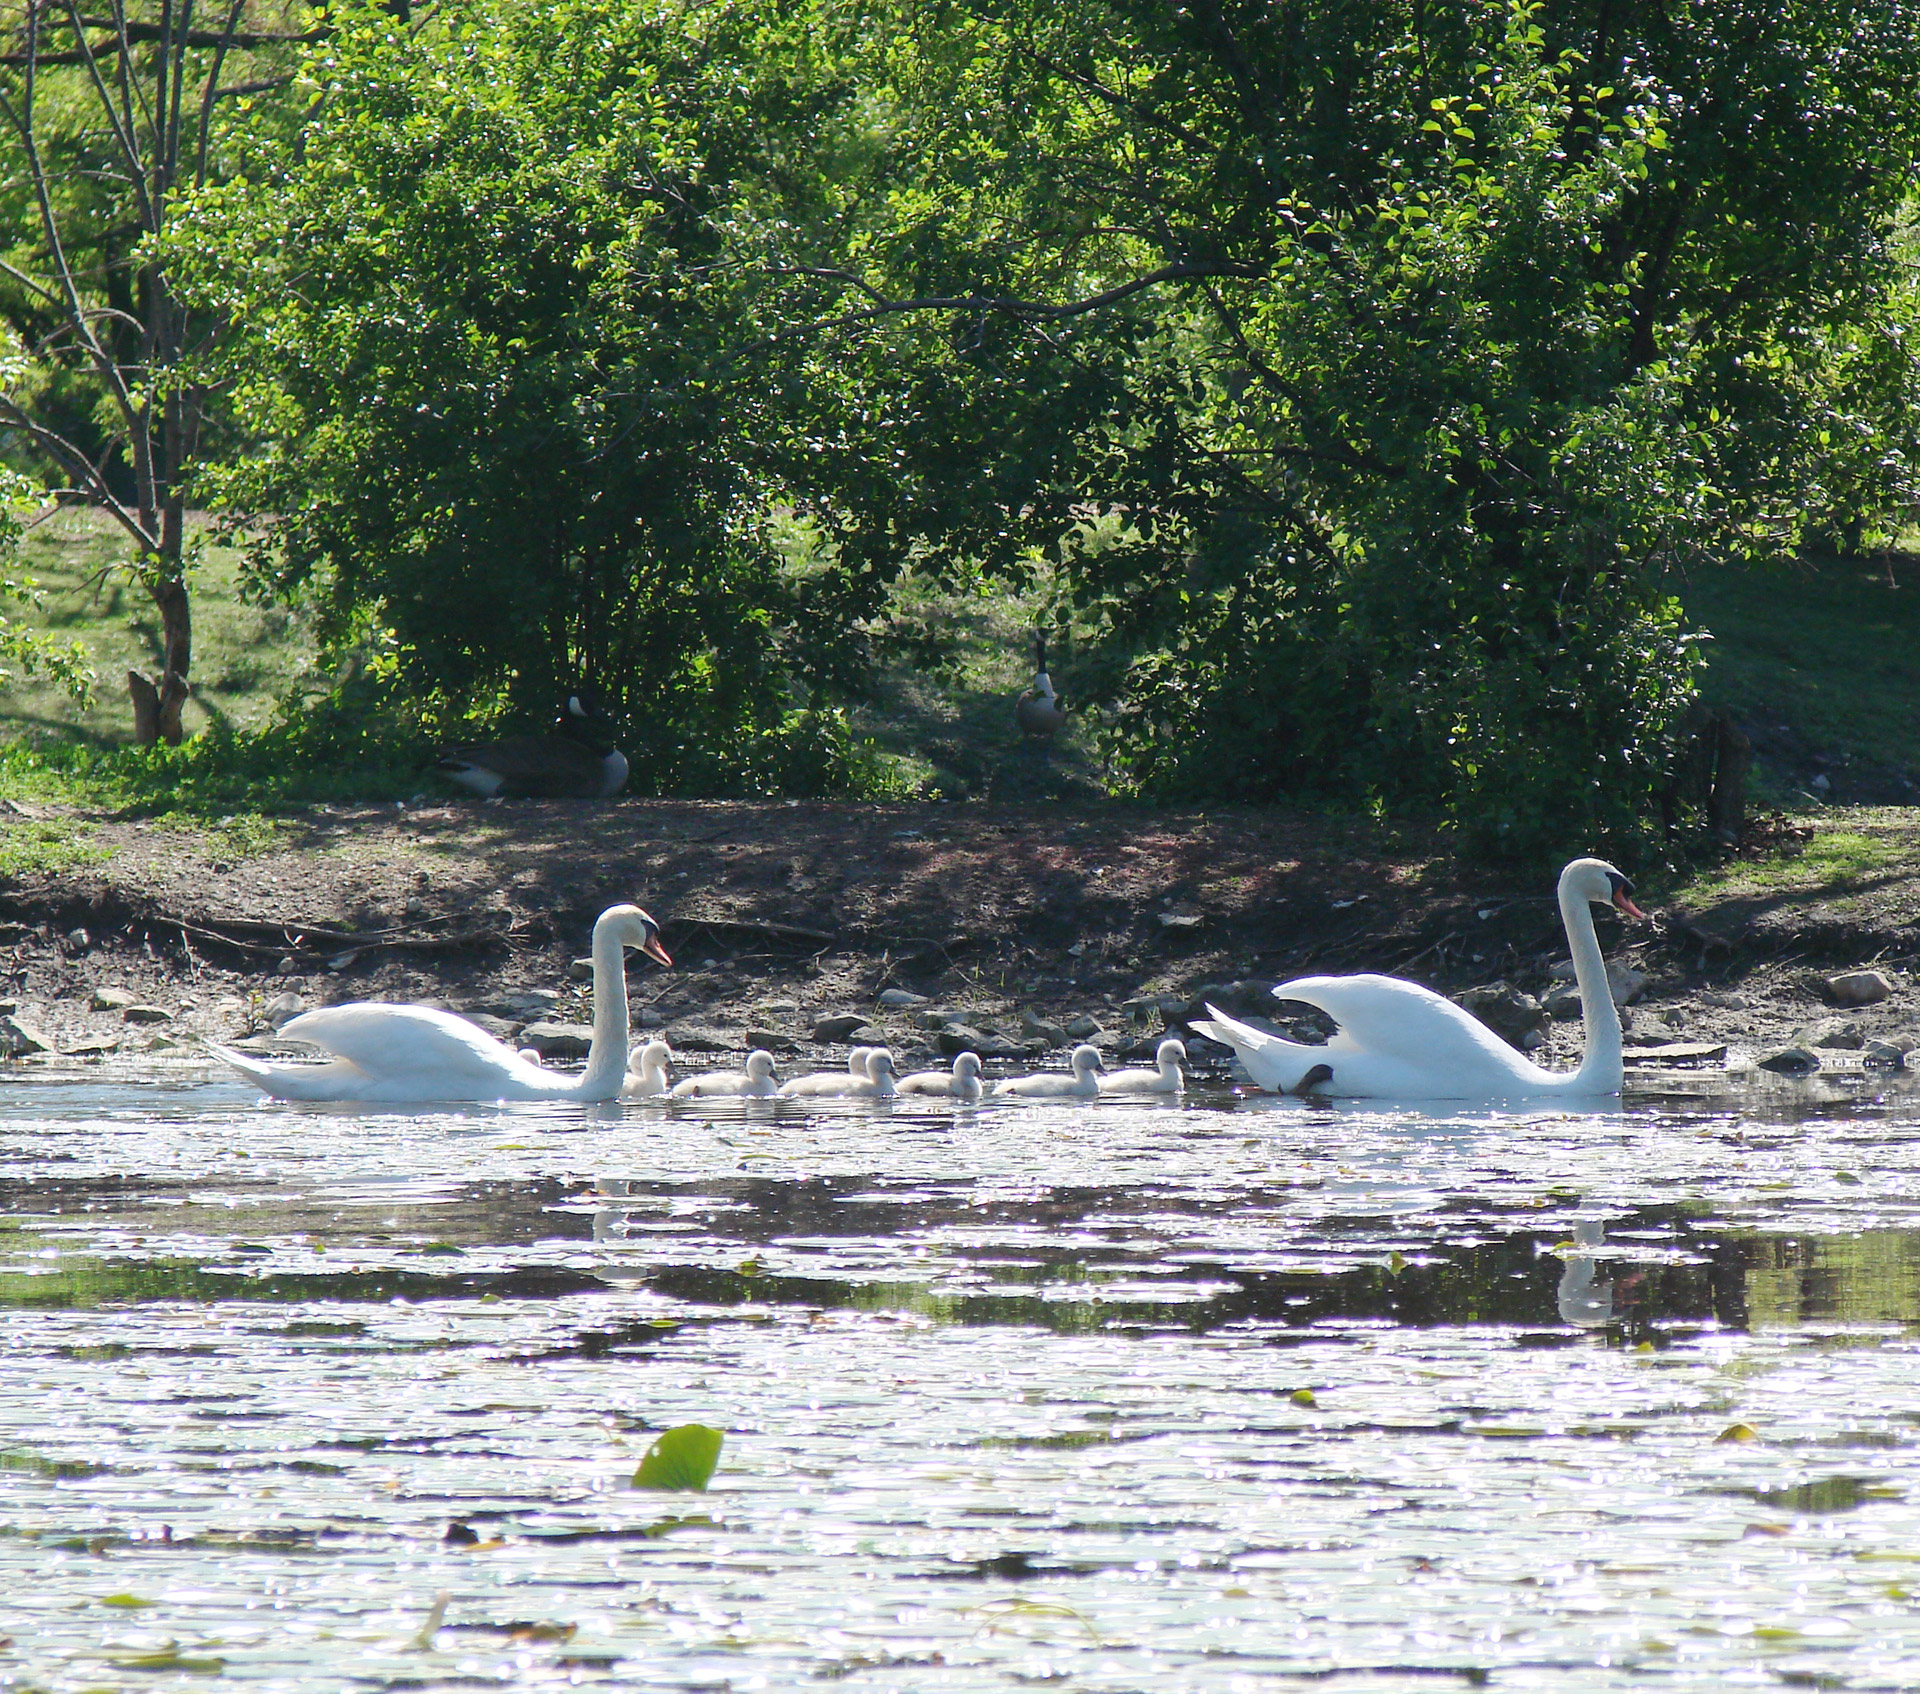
[276,1006,552,1095]
[1268,975,1556,1097]
[1276,976,1533,1067]
[892,1070,952,1094]
[206,1041,372,1102]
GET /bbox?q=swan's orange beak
[640,930,674,968]
[1613,890,1648,921]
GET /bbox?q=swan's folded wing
[1273,974,1517,1062]
[277,1006,545,1091]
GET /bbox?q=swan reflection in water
[1556,1213,1647,1332]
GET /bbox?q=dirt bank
[2,797,1917,1078]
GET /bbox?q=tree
[0,0,309,742]
[819,0,1920,858]
[175,0,943,788]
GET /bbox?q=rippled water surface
[9,1061,1920,1690]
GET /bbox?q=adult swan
[210,904,673,1103]
[1191,859,1646,1101]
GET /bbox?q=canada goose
[670,1049,781,1098]
[208,905,671,1102]
[894,1051,984,1102]
[1191,859,1646,1099]
[1014,633,1067,740]
[1099,1037,1186,1095]
[776,1045,876,1097]
[991,1043,1103,1099]
[435,688,630,799]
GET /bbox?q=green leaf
[632,1424,724,1492]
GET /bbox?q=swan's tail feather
[205,1040,278,1091]
[204,1040,368,1102]
[1193,1004,1327,1094]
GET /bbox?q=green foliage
[632,1423,723,1492]
[172,0,920,792]
[852,0,1920,861]
[0,475,93,706]
[137,0,1920,845]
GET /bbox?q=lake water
[7,1061,1920,1690]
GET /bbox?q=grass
[1672,811,1920,905]
[1672,550,1920,792]
[1,506,316,748]
[0,819,116,876]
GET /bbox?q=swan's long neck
[576,918,633,1098]
[1560,875,1623,1090]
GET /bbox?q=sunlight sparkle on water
[4,1063,1920,1690]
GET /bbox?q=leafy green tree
[832,0,1920,858]
[176,0,948,789]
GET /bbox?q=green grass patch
[1674,814,1920,904]
[1,507,318,747]
[0,818,115,875]
[1676,553,1920,784]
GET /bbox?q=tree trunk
[128,568,191,746]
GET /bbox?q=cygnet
[991,1043,1103,1099]
[894,1051,984,1103]
[670,1048,780,1098]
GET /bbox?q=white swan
[1190,858,1646,1100]
[621,1037,673,1098]
[208,904,672,1102]
[670,1049,780,1098]
[776,1045,875,1098]
[895,1051,984,1102]
[1099,1037,1186,1096]
[992,1043,1103,1099]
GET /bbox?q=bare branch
[0,397,157,547]
[758,260,1261,347]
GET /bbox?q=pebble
[1019,1008,1068,1048]
[1452,982,1545,1042]
[1827,969,1894,1006]
[1546,961,1648,1005]
[1699,991,1748,1010]
[517,1020,594,1058]
[937,1022,1021,1059]
[1064,1013,1103,1039]
[811,1012,870,1043]
[90,986,137,1012]
[745,1027,799,1050]
[121,1005,174,1025]
[876,988,928,1009]
[1758,1045,1820,1074]
[1794,1017,1865,1050]
[0,1014,52,1056]
[459,1012,520,1041]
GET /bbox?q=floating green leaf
[633,1424,723,1492]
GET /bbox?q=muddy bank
[1,797,1917,1077]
